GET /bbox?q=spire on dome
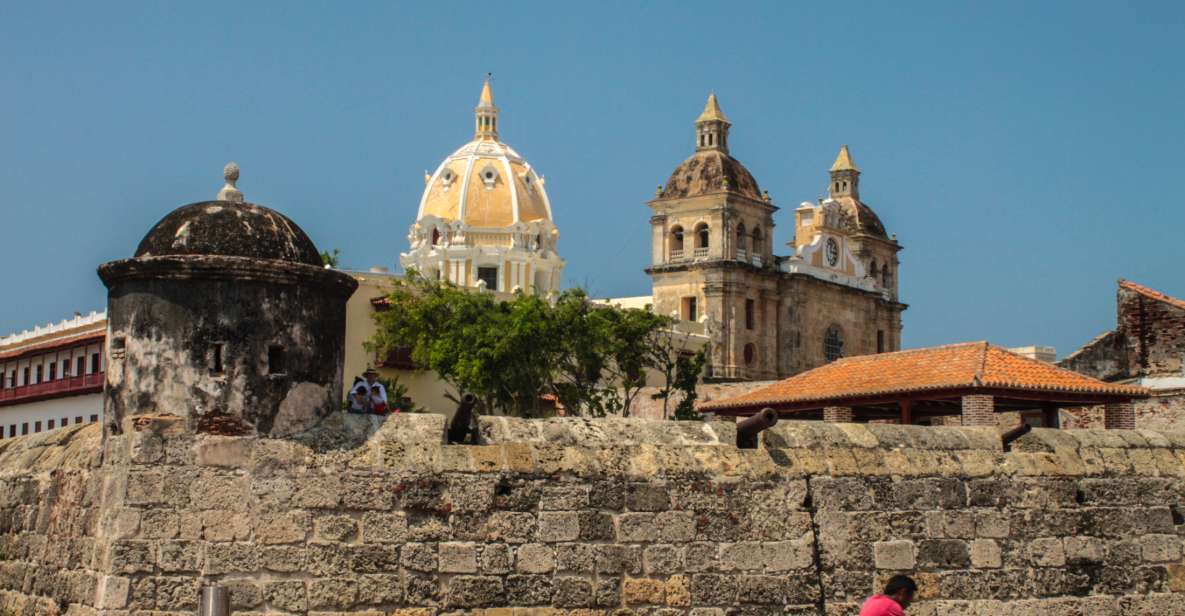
[694,93,731,153]
[830,144,859,172]
[696,93,730,124]
[828,145,861,199]
[478,75,495,108]
[474,74,499,140]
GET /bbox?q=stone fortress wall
[1,414,1184,615]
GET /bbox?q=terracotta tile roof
[1119,279,1185,312]
[700,341,1149,412]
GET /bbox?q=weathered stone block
[505,574,553,605]
[479,543,512,573]
[969,539,1001,569]
[873,540,915,570]
[360,511,408,543]
[595,544,643,574]
[654,510,696,542]
[916,539,968,569]
[485,511,537,543]
[515,543,556,573]
[401,542,438,572]
[440,542,479,573]
[720,542,764,571]
[201,509,251,542]
[552,576,593,608]
[264,580,307,612]
[255,510,310,544]
[259,545,306,572]
[445,575,504,606]
[204,542,258,574]
[623,577,666,605]
[314,514,358,542]
[538,512,580,543]
[308,577,358,610]
[617,512,657,542]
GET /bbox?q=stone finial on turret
[218,162,245,203]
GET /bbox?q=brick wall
[2,415,1185,614]
[1118,285,1185,378]
[960,394,995,426]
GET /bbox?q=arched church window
[869,260,878,280]
[694,223,710,249]
[824,326,844,363]
[736,223,747,253]
[752,227,763,255]
[883,266,892,288]
[431,228,440,246]
[670,225,684,253]
[743,343,755,365]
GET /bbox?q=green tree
[368,273,699,418]
[672,349,708,420]
[320,248,341,267]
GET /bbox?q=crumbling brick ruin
[1061,280,1185,430]
[1,413,1183,615]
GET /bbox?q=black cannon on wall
[736,407,779,449]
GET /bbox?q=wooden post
[899,400,913,425]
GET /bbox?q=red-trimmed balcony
[0,372,104,407]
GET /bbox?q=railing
[751,255,763,267]
[692,247,709,259]
[0,372,103,406]
[669,249,685,262]
[736,248,748,262]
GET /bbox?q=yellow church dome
[416,79,553,228]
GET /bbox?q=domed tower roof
[133,163,323,265]
[417,78,554,228]
[659,94,763,201]
[826,145,888,239]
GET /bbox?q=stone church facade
[646,95,906,381]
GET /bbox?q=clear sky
[2,2,1183,357]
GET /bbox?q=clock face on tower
[826,238,839,266]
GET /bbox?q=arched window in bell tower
[752,227,763,256]
[694,223,710,250]
[670,225,684,258]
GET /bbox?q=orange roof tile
[1119,279,1185,312]
[700,341,1149,412]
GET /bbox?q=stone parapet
[1,414,1185,614]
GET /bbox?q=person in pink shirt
[859,575,917,616]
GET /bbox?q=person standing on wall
[859,575,916,616]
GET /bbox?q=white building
[400,78,565,293]
[0,311,106,438]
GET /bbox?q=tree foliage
[367,272,707,418]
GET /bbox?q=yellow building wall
[342,272,457,417]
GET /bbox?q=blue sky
[2,2,1183,357]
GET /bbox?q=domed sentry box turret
[97,163,358,437]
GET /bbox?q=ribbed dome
[135,201,322,266]
[417,138,553,228]
[832,196,888,239]
[661,150,763,201]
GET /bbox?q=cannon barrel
[1001,423,1033,451]
[447,393,479,444]
[736,407,779,449]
